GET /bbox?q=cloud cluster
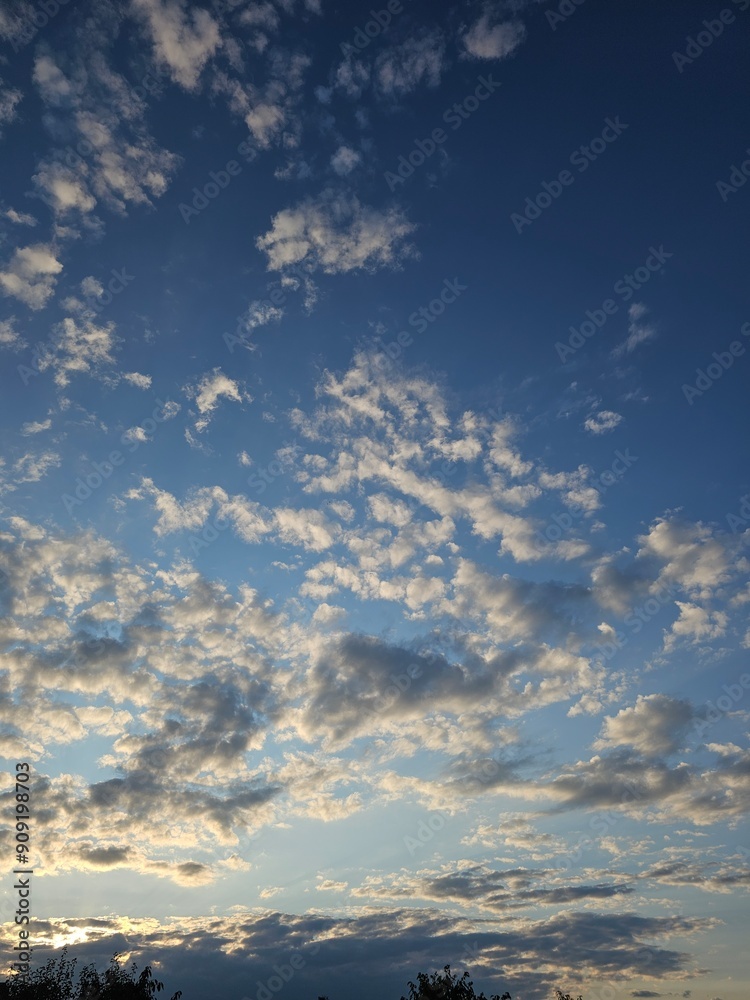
[257,191,418,274]
[0,243,62,309]
[0,907,718,1000]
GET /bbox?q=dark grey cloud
[0,907,714,1000]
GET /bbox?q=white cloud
[212,50,311,150]
[662,601,728,653]
[39,316,119,386]
[637,517,737,600]
[374,29,446,96]
[330,145,361,176]
[311,603,346,625]
[186,368,251,432]
[122,426,149,444]
[31,52,180,221]
[32,54,75,104]
[0,80,22,129]
[0,318,25,350]
[4,208,38,227]
[0,243,63,310]
[12,451,62,484]
[583,409,623,435]
[593,694,694,756]
[21,418,52,435]
[256,190,417,274]
[243,299,284,330]
[613,302,657,357]
[130,0,221,91]
[81,276,104,298]
[274,507,340,552]
[461,9,526,60]
[32,160,98,216]
[123,372,152,389]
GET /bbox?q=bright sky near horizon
[0,1,749,999]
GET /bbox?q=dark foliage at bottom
[0,949,181,1000]
[4,954,582,1000]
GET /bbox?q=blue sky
[1,1,749,999]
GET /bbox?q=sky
[0,0,749,998]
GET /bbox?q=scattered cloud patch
[185,368,251,432]
[461,9,526,60]
[0,243,63,310]
[584,409,623,435]
[256,190,417,274]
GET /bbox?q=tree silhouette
[0,949,182,1000]
[401,965,511,1000]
